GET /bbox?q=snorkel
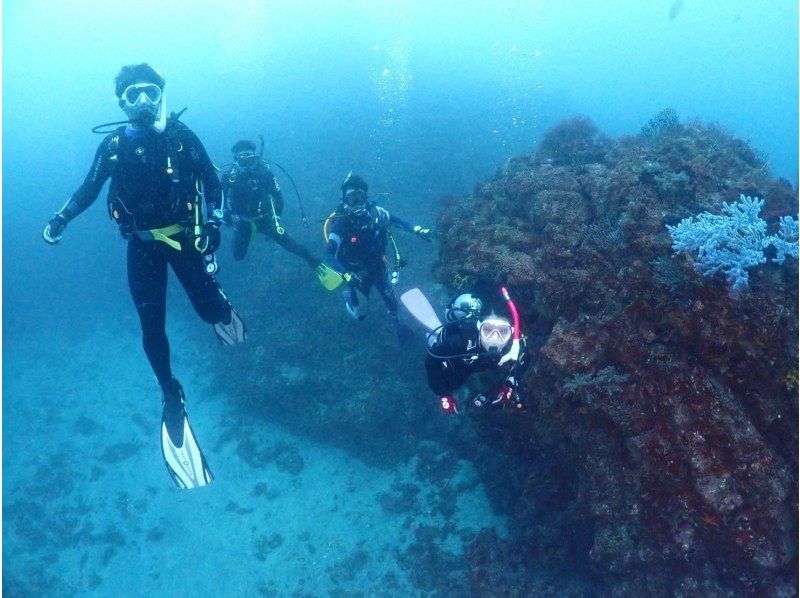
[150,92,167,133]
[498,286,521,365]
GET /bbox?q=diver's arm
[60,140,113,221]
[389,213,434,240]
[389,213,414,232]
[326,217,354,275]
[43,140,112,244]
[326,232,347,272]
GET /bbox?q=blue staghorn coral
[772,215,799,265]
[667,194,798,291]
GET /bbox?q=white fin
[161,415,213,489]
[400,288,442,332]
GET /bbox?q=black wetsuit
[426,318,528,399]
[221,161,316,266]
[57,120,232,386]
[326,203,413,319]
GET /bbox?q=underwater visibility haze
[3,0,798,595]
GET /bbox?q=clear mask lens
[480,321,512,344]
[235,152,257,168]
[344,188,366,206]
[123,83,162,106]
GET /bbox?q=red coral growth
[444,115,798,594]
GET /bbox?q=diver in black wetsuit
[324,172,434,342]
[41,63,245,489]
[221,139,321,270]
[424,290,528,415]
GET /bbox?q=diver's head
[232,139,259,171]
[445,293,483,323]
[115,63,165,129]
[340,172,369,215]
[478,314,513,352]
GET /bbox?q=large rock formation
[435,112,798,595]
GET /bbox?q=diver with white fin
[401,286,529,415]
[42,64,246,488]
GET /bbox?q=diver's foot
[159,379,214,489]
[161,377,186,444]
[343,290,357,317]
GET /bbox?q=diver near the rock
[220,139,335,286]
[41,63,246,489]
[323,172,435,343]
[401,287,528,414]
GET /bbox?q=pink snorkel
[499,286,521,365]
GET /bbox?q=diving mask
[235,151,258,169]
[479,316,513,352]
[343,187,367,206]
[120,82,162,125]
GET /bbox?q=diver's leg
[169,235,247,345]
[374,266,412,343]
[374,267,399,317]
[232,218,252,261]
[266,225,319,269]
[344,277,371,320]
[170,234,230,324]
[127,237,171,385]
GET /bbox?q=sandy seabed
[4,317,507,596]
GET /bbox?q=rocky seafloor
[432,112,798,596]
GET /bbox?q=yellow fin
[316,263,344,291]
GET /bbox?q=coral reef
[435,113,798,595]
[667,194,798,291]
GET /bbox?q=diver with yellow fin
[323,172,435,343]
[42,64,246,489]
[219,139,338,287]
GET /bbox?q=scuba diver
[323,172,435,342]
[220,139,334,286]
[401,287,528,415]
[41,63,246,490]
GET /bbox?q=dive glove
[195,220,221,254]
[43,214,67,244]
[439,395,459,415]
[413,225,434,241]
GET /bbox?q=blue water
[3,1,798,595]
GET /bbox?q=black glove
[412,225,434,242]
[195,221,221,254]
[43,214,67,244]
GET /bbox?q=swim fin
[400,288,443,332]
[214,307,247,346]
[316,262,344,291]
[160,379,214,489]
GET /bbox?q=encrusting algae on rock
[435,112,798,595]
